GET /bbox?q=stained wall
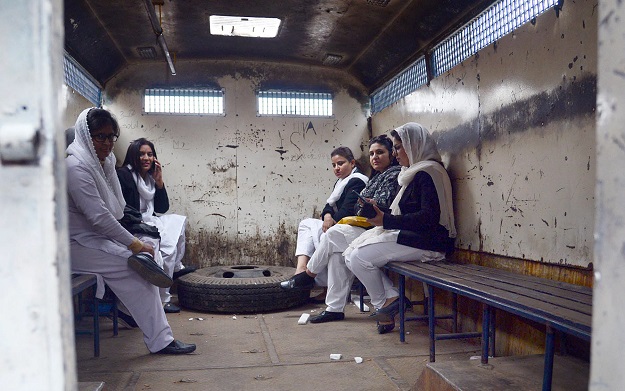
[93,61,370,267]
[372,0,596,269]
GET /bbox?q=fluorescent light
[209,15,281,38]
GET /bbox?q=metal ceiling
[64,0,495,92]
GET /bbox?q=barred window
[371,57,427,114]
[144,88,224,115]
[432,0,559,77]
[257,91,333,117]
[63,52,102,107]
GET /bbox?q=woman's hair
[368,134,398,176]
[389,129,400,143]
[86,108,120,136]
[330,146,355,161]
[122,138,158,174]
[331,146,363,173]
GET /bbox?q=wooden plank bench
[72,273,118,357]
[384,260,592,391]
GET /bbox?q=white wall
[372,0,596,268]
[0,0,77,389]
[102,61,370,266]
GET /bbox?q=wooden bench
[72,273,118,357]
[384,260,592,391]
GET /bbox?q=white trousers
[158,214,187,303]
[295,218,324,257]
[295,218,328,284]
[70,242,174,353]
[307,224,365,312]
[345,241,444,310]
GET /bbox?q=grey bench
[384,260,592,391]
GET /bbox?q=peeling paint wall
[98,61,370,267]
[373,0,596,268]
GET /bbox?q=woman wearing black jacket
[118,138,193,313]
[293,146,368,276]
[345,123,456,334]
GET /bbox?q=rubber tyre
[177,265,310,313]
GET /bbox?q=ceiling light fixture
[209,15,281,38]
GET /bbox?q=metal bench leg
[93,296,100,357]
[542,325,555,391]
[112,293,119,336]
[490,309,496,358]
[428,285,435,362]
[399,275,406,343]
[481,304,490,365]
[452,292,458,333]
[359,281,365,312]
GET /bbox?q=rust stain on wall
[185,221,297,268]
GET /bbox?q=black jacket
[382,169,455,254]
[321,173,367,223]
[117,166,169,215]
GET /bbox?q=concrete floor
[75,292,480,391]
[74,292,589,391]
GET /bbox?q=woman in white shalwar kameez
[66,107,195,354]
[117,138,192,313]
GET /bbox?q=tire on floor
[176,265,310,313]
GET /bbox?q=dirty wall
[372,0,596,269]
[98,62,369,267]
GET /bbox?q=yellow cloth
[337,216,373,229]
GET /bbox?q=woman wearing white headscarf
[66,107,195,354]
[344,123,456,334]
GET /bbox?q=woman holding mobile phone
[118,138,195,314]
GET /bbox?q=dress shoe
[163,302,181,313]
[309,310,345,323]
[128,253,173,288]
[377,320,395,334]
[369,296,412,322]
[280,272,315,290]
[155,339,196,355]
[173,266,197,280]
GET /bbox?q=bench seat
[384,260,592,391]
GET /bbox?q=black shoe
[163,302,181,313]
[116,311,138,328]
[369,298,400,321]
[377,320,395,334]
[128,253,173,288]
[309,311,345,323]
[155,340,196,355]
[280,272,315,290]
[173,266,197,280]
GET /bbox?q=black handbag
[119,205,161,239]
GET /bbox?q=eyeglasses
[91,133,119,143]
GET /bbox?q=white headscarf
[66,108,126,219]
[390,123,455,238]
[344,122,455,256]
[326,167,369,211]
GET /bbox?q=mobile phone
[352,190,371,204]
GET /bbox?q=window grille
[371,57,427,114]
[144,88,224,115]
[432,0,559,77]
[63,52,102,107]
[257,91,333,117]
